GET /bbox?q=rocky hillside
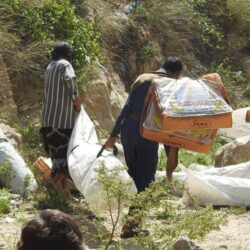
[0,0,249,133]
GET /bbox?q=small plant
[32,188,69,211]
[138,42,160,64]
[0,188,11,214]
[0,160,16,190]
[16,118,44,163]
[159,205,226,249]
[0,160,12,177]
[97,164,133,249]
[211,61,248,108]
[22,174,32,199]
[223,206,247,215]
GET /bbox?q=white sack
[175,161,250,182]
[154,77,232,117]
[182,169,250,206]
[68,107,137,209]
[155,161,250,205]
[0,141,38,194]
[199,161,250,178]
[67,106,98,158]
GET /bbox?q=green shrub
[138,42,160,64]
[185,0,225,49]
[212,61,247,108]
[158,205,226,248]
[16,118,44,163]
[0,188,11,214]
[0,0,100,72]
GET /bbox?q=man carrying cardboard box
[104,56,183,238]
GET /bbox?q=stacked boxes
[140,74,233,153]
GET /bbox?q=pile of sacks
[141,73,233,153]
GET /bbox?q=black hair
[51,42,73,61]
[161,56,183,73]
[17,209,84,250]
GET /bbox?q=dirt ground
[197,211,250,250]
[0,210,34,250]
[1,209,250,250]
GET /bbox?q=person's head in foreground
[161,56,183,79]
[17,209,84,250]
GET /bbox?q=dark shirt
[111,81,151,136]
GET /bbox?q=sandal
[120,223,149,239]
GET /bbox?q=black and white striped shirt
[41,59,78,129]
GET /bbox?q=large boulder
[215,135,250,167]
[219,107,250,140]
[83,62,127,132]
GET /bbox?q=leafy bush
[138,42,160,64]
[16,118,44,163]
[97,169,225,249]
[0,188,11,214]
[185,0,225,50]
[0,0,100,72]
[212,61,247,108]
[158,205,226,248]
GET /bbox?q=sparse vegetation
[157,137,223,170]
[95,168,226,249]
[16,118,44,163]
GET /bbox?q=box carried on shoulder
[150,75,232,131]
[140,88,217,153]
[140,73,232,153]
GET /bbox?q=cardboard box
[141,125,215,153]
[140,84,217,153]
[150,76,232,131]
[34,157,52,181]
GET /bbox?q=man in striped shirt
[41,42,81,200]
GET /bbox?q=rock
[0,123,21,148]
[219,107,250,140]
[172,237,203,250]
[5,217,15,223]
[10,199,21,208]
[83,62,127,132]
[0,54,18,123]
[218,245,228,249]
[215,135,250,167]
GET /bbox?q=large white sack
[0,141,38,194]
[182,169,250,206]
[163,161,250,184]
[200,161,250,178]
[68,107,137,209]
[67,106,98,157]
